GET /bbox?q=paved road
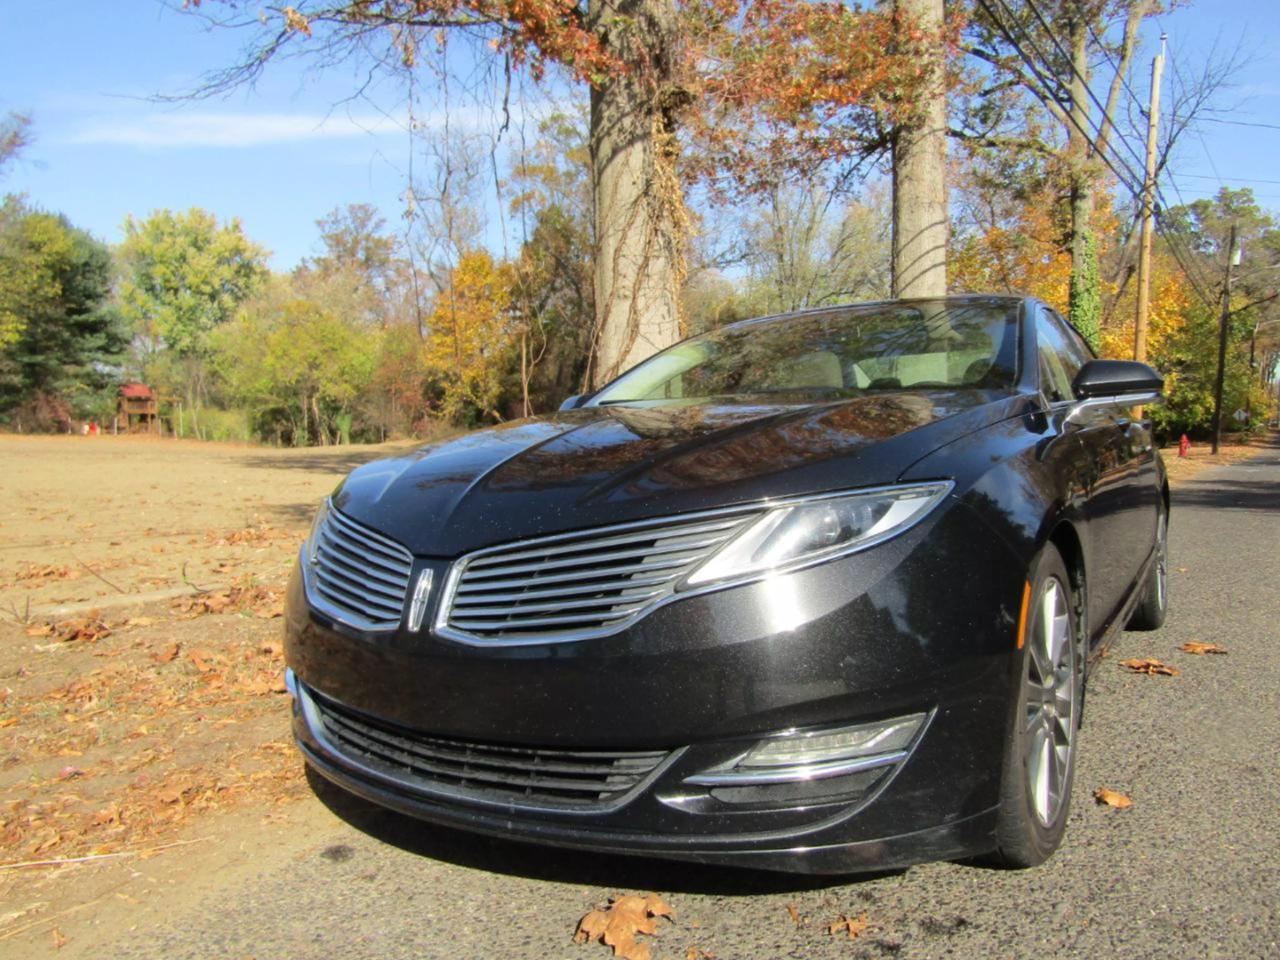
[102,446,1280,960]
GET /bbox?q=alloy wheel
[1023,577,1078,828]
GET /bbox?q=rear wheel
[989,545,1083,868]
[1127,507,1169,631]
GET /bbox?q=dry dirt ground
[0,430,1268,956]
[0,435,414,955]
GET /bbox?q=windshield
[592,300,1020,405]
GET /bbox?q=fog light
[684,713,927,786]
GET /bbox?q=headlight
[305,498,332,566]
[683,482,952,588]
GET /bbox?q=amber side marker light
[1016,580,1032,650]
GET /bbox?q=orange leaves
[575,894,674,960]
[1180,642,1228,656]
[14,563,79,583]
[1094,787,1134,809]
[423,251,519,423]
[827,913,870,940]
[152,642,180,664]
[1120,658,1180,677]
[281,7,312,37]
[683,1,944,196]
[171,583,283,619]
[25,617,112,643]
[54,617,112,643]
[207,522,293,547]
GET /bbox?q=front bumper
[284,497,1023,873]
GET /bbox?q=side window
[1036,314,1078,403]
[1047,310,1095,366]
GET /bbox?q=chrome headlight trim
[434,481,954,647]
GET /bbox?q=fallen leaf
[188,649,215,673]
[1094,787,1133,809]
[158,783,193,805]
[25,623,54,638]
[124,617,157,628]
[92,804,120,826]
[53,617,112,643]
[1119,658,1180,677]
[827,913,869,940]
[575,894,674,960]
[51,928,69,950]
[152,643,180,664]
[56,766,86,781]
[16,563,79,583]
[685,949,714,960]
[1179,642,1227,656]
[786,903,801,926]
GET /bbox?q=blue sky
[1,0,1277,270]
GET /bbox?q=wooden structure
[115,382,159,434]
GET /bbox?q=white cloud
[67,111,406,148]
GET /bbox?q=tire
[1127,506,1169,631]
[988,544,1084,868]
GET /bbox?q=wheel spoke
[1028,723,1050,819]
[1028,627,1052,682]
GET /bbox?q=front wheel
[1127,507,1169,631]
[989,545,1083,868]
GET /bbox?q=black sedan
[283,295,1169,873]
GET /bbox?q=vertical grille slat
[442,510,762,643]
[306,506,413,631]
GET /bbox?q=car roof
[719,295,1031,333]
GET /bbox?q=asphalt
[101,442,1280,960]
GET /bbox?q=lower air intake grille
[441,509,762,643]
[308,688,669,810]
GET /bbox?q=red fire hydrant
[1179,433,1190,458]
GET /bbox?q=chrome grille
[441,510,761,643]
[307,505,413,631]
[307,686,669,810]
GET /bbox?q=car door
[1036,309,1159,635]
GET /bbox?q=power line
[1171,173,1280,187]
[977,0,1145,194]
[977,0,1220,307]
[1156,169,1222,306]
[1086,20,1147,123]
[1015,0,1153,180]
[1190,116,1280,132]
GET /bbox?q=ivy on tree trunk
[1069,230,1101,352]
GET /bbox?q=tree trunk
[891,0,948,298]
[1067,2,1101,348]
[586,0,684,390]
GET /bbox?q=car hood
[333,391,1025,556]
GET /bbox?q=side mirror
[1071,359,1164,400]
[559,394,585,412]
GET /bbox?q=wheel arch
[1046,518,1090,648]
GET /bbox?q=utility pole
[1211,222,1238,455]
[891,0,948,298]
[1134,34,1166,364]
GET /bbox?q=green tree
[0,196,123,427]
[1155,188,1279,434]
[299,203,407,327]
[118,208,268,408]
[214,280,376,445]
